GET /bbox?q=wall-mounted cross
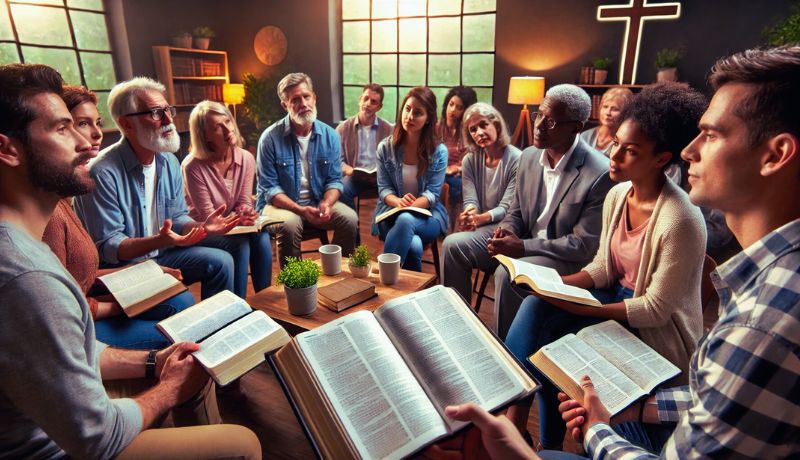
[597,0,681,84]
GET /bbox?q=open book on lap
[226,215,283,236]
[494,254,602,307]
[530,320,679,416]
[375,206,433,224]
[98,259,186,317]
[271,285,538,460]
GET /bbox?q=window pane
[371,20,397,52]
[80,52,115,89]
[21,46,81,84]
[342,0,369,20]
[372,0,396,19]
[429,17,460,52]
[399,54,426,86]
[462,14,495,51]
[428,54,459,86]
[372,54,397,85]
[343,86,363,119]
[68,0,104,10]
[0,4,14,40]
[430,87,449,112]
[464,0,495,13]
[0,43,20,64]
[428,0,461,16]
[398,18,426,52]
[95,91,111,127]
[377,86,398,122]
[474,87,492,104]
[13,0,62,4]
[71,11,110,51]
[398,0,425,17]
[12,4,71,46]
[343,21,370,53]
[462,53,493,86]
[343,54,369,84]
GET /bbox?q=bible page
[157,290,251,343]
[193,311,280,368]
[100,260,176,307]
[577,320,679,393]
[507,257,599,305]
[296,310,448,460]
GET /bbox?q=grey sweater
[460,144,521,223]
[0,222,141,459]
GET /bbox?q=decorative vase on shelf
[656,67,679,82]
[593,69,608,85]
[171,34,192,48]
[193,37,210,50]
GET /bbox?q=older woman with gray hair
[182,100,272,298]
[580,86,634,156]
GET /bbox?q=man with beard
[256,72,358,267]
[0,63,261,459]
[75,77,237,300]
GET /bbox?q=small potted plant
[655,47,683,82]
[171,31,192,49]
[192,26,216,50]
[277,257,322,316]
[348,244,372,278]
[591,57,612,85]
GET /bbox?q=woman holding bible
[505,83,708,452]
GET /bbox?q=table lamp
[508,76,545,148]
[223,83,245,118]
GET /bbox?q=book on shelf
[157,290,290,386]
[529,320,679,416]
[226,215,283,236]
[375,206,432,224]
[98,259,186,317]
[270,285,538,460]
[318,278,377,312]
[494,255,601,307]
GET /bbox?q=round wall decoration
[254,25,288,66]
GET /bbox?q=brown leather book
[318,278,377,312]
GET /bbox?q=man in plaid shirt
[429,46,800,459]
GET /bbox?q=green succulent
[349,245,371,268]
[192,26,216,39]
[655,48,684,70]
[277,257,321,289]
[592,57,612,70]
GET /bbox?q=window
[0,0,117,123]
[341,0,496,121]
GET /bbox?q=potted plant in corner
[192,26,215,50]
[277,257,322,316]
[591,57,612,85]
[348,244,372,278]
[171,31,192,49]
[655,47,683,82]
[762,3,800,46]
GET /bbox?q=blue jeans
[378,212,441,271]
[506,283,634,448]
[340,174,377,210]
[94,290,196,349]
[444,173,462,207]
[155,245,234,300]
[201,233,272,298]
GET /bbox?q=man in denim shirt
[75,77,238,300]
[256,72,358,267]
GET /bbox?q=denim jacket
[255,116,344,212]
[372,137,449,235]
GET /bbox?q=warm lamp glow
[507,77,545,105]
[223,83,245,105]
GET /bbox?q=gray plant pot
[285,284,318,316]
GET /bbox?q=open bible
[98,259,186,317]
[494,255,601,307]
[529,320,680,416]
[270,285,538,460]
[375,206,433,224]
[226,215,283,236]
[157,290,290,386]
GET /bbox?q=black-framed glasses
[532,111,578,130]
[124,106,177,121]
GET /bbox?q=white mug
[377,253,401,285]
[319,244,342,275]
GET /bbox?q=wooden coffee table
[247,260,436,334]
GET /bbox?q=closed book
[318,278,377,312]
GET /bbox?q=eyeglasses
[532,111,578,130]
[124,106,177,121]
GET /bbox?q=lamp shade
[507,77,545,105]
[223,83,245,105]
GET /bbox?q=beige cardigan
[583,179,706,384]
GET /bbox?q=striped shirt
[584,218,800,459]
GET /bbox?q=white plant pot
[349,262,372,278]
[285,284,317,316]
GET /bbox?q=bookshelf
[152,46,230,132]
[578,84,644,123]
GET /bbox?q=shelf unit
[578,84,644,124]
[152,46,230,132]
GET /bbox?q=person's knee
[394,212,417,230]
[280,212,303,236]
[332,202,358,229]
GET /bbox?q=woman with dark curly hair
[437,86,477,224]
[505,82,708,453]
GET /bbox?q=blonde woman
[580,86,634,156]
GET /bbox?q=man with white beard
[75,77,237,300]
[256,72,357,267]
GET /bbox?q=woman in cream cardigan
[505,83,708,452]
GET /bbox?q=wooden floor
[190,197,583,458]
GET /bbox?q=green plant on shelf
[592,57,612,70]
[349,244,371,268]
[655,48,684,70]
[762,2,800,46]
[277,257,321,289]
[192,26,216,39]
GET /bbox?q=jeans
[201,232,272,298]
[378,212,441,271]
[94,290,196,349]
[155,245,234,300]
[505,283,634,448]
[444,173,462,206]
[340,174,377,210]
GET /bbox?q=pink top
[182,147,256,221]
[610,202,650,290]
[437,121,467,168]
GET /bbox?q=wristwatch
[145,349,158,379]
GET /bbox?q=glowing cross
[597,0,682,84]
